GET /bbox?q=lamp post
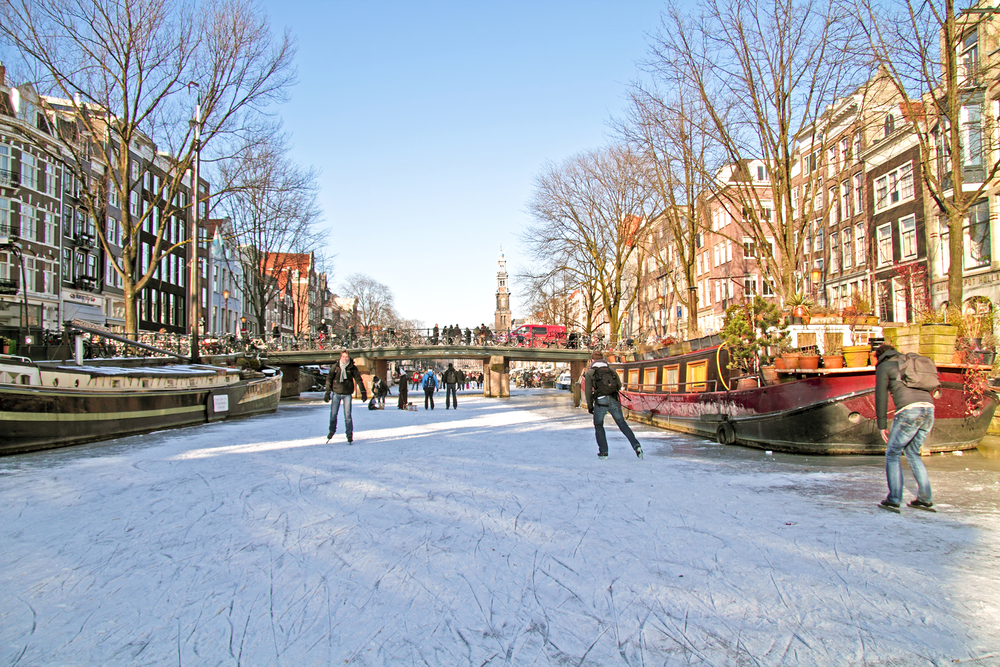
[810,267,822,306]
[222,289,230,334]
[187,83,202,362]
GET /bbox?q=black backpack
[592,366,622,397]
[898,353,940,392]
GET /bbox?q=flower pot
[781,352,801,370]
[773,356,786,370]
[967,350,995,366]
[822,354,844,369]
[760,365,779,384]
[892,324,958,365]
[799,354,820,370]
[736,376,759,390]
[843,345,871,368]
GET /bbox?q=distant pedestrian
[422,368,438,410]
[397,370,409,410]
[584,351,642,460]
[372,374,389,409]
[412,370,421,391]
[875,344,935,513]
[443,362,461,409]
[324,350,367,444]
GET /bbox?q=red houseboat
[612,344,997,455]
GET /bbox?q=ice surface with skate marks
[1,389,998,665]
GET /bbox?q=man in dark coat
[443,362,461,409]
[324,350,367,444]
[397,369,409,410]
[875,344,935,512]
[584,351,642,460]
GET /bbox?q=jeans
[329,393,353,438]
[885,405,934,505]
[593,395,640,456]
[446,383,458,408]
[424,387,435,409]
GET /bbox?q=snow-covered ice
[2,388,999,665]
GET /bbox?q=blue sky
[261,0,670,328]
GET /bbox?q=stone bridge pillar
[279,364,301,399]
[570,359,587,408]
[483,355,509,398]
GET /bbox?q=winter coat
[325,359,367,399]
[397,374,408,398]
[443,367,461,384]
[372,376,390,398]
[583,360,615,411]
[875,348,935,429]
[422,370,438,390]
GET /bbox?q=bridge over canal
[268,345,593,404]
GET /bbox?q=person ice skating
[324,350,367,444]
[397,369,409,410]
[422,368,438,410]
[371,374,389,409]
[443,362,461,409]
[875,344,935,513]
[585,351,642,460]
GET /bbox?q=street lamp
[810,267,822,305]
[222,289,230,334]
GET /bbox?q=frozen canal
[2,388,999,666]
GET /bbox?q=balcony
[73,275,98,291]
[0,168,19,188]
[74,232,95,248]
[0,278,19,295]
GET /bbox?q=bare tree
[858,0,1000,308]
[525,145,660,341]
[340,273,396,332]
[0,0,295,333]
[648,0,863,301]
[619,84,718,338]
[218,131,324,335]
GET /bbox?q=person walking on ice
[422,368,438,410]
[324,350,367,444]
[584,351,642,459]
[874,344,936,513]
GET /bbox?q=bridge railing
[26,327,673,361]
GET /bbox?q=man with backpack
[443,362,461,409]
[422,368,438,410]
[584,351,642,460]
[874,344,936,513]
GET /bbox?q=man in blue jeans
[584,351,642,460]
[324,351,367,444]
[874,344,934,513]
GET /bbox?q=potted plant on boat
[788,292,813,325]
[0,336,8,355]
[798,345,821,370]
[721,297,784,388]
[822,330,844,369]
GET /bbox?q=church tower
[494,247,511,332]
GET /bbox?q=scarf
[339,359,349,382]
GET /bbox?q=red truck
[510,324,567,348]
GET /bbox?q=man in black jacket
[324,350,368,444]
[443,362,461,409]
[584,351,642,460]
[874,344,934,512]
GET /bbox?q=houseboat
[613,343,997,455]
[0,354,282,455]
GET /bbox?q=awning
[63,303,105,325]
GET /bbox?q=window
[854,173,863,213]
[761,277,775,296]
[830,232,840,272]
[744,274,758,295]
[686,360,708,392]
[664,365,679,392]
[130,191,139,217]
[877,223,893,266]
[21,204,36,241]
[841,182,851,220]
[874,162,913,211]
[830,186,840,224]
[964,200,990,269]
[743,237,757,258]
[828,148,838,177]
[962,104,982,168]
[0,145,9,178]
[815,232,824,250]
[108,184,119,209]
[44,162,58,197]
[842,227,853,269]
[959,29,979,85]
[884,113,895,137]
[757,165,765,181]
[726,240,733,263]
[899,215,917,260]
[0,197,9,237]
[21,154,37,190]
[840,138,850,165]
[855,223,866,267]
[853,132,862,162]
[61,247,71,280]
[42,211,56,246]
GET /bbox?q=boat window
[664,365,680,392]
[627,368,640,390]
[687,360,708,392]
[643,367,657,392]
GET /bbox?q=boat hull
[620,367,997,455]
[0,373,282,455]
